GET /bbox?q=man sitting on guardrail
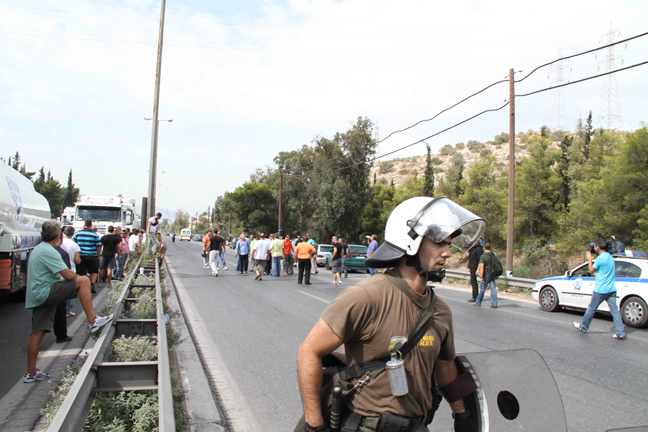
[23,220,114,383]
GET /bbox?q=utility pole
[506,68,515,276]
[146,0,167,220]
[278,167,282,233]
[597,24,623,129]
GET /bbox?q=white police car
[532,256,648,328]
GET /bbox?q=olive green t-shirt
[321,272,455,417]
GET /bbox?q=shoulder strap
[338,273,438,381]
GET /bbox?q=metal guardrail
[444,269,537,290]
[47,255,175,431]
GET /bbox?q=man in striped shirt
[73,219,102,294]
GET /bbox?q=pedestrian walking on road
[366,234,378,276]
[251,233,271,281]
[99,225,121,287]
[202,231,212,268]
[466,239,483,302]
[235,232,250,274]
[72,219,101,294]
[208,231,224,277]
[306,233,318,275]
[216,230,228,270]
[271,232,283,277]
[475,242,499,308]
[24,220,113,383]
[573,239,626,339]
[283,234,294,275]
[330,236,343,286]
[339,237,349,278]
[295,238,316,285]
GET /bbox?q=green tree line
[4,152,80,217]
[208,114,648,278]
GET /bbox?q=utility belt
[341,411,428,432]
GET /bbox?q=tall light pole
[147,0,167,221]
[145,117,172,217]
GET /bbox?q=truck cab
[72,196,138,236]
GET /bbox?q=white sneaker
[332,280,336,284]
[337,281,343,286]
[23,369,50,383]
[90,314,114,333]
[223,266,228,270]
[66,311,76,317]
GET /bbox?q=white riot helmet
[366,197,485,276]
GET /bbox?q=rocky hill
[370,137,529,186]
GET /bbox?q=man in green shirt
[24,220,114,383]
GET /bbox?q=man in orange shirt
[283,234,295,275]
[202,231,212,268]
[294,238,316,285]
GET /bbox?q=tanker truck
[0,163,50,296]
[72,195,138,237]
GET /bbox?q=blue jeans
[579,291,626,336]
[66,298,75,314]
[476,275,498,306]
[272,256,282,276]
[116,255,126,278]
[368,267,375,276]
[145,234,157,254]
[219,250,227,268]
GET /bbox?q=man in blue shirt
[73,219,102,294]
[235,232,250,274]
[366,234,378,276]
[573,239,626,339]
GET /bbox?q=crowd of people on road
[198,229,381,287]
[22,212,167,384]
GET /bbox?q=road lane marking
[298,291,331,304]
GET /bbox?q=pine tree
[423,143,434,197]
[63,169,79,208]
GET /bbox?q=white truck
[0,163,50,296]
[61,206,75,225]
[72,195,138,237]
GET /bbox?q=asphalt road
[167,240,648,432]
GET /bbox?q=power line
[292,77,509,172]
[515,30,648,83]
[288,101,510,178]
[516,60,648,98]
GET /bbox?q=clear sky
[1,0,647,220]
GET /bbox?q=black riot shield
[431,349,567,432]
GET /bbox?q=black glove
[304,422,331,432]
[452,410,471,432]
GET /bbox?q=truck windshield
[76,206,121,222]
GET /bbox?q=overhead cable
[516,30,648,83]
[288,101,510,178]
[293,77,509,171]
[517,60,648,97]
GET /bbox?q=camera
[588,233,625,256]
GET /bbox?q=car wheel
[621,296,648,328]
[539,286,560,312]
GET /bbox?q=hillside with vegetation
[201,115,646,280]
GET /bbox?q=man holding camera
[573,239,626,340]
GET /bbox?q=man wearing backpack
[475,242,500,308]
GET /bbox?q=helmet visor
[410,197,485,252]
